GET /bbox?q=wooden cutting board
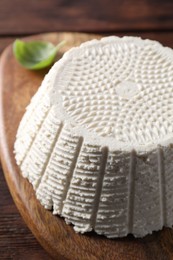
[0,32,173,260]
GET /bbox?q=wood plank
[0,165,52,260]
[0,0,173,35]
[0,38,15,53]
[1,32,173,260]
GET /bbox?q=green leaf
[13,39,66,70]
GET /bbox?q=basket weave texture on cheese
[14,36,173,238]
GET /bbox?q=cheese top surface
[49,36,173,151]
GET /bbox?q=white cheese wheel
[14,36,173,238]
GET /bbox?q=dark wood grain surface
[0,0,173,34]
[0,165,52,260]
[0,0,173,259]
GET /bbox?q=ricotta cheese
[14,36,173,237]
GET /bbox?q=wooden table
[0,1,173,259]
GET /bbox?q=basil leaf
[13,39,66,70]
